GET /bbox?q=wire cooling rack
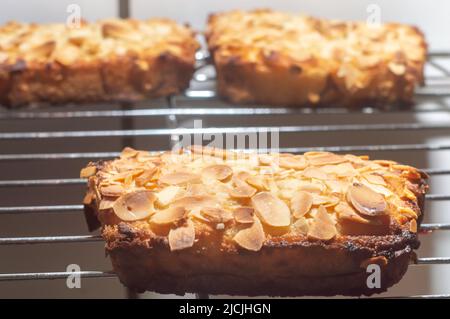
[0,51,450,299]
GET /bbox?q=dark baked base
[0,52,194,108]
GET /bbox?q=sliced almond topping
[229,184,257,199]
[98,199,116,211]
[291,191,313,218]
[409,219,418,233]
[232,171,252,187]
[251,192,291,227]
[307,206,337,241]
[120,147,138,159]
[278,155,307,170]
[200,207,233,223]
[156,186,181,207]
[302,167,328,180]
[100,184,125,197]
[298,182,324,193]
[305,152,346,166]
[388,62,406,76]
[292,217,309,235]
[135,167,158,186]
[159,172,200,185]
[202,164,233,181]
[233,207,255,224]
[112,190,156,221]
[168,220,195,251]
[29,40,56,59]
[171,195,217,211]
[233,217,265,251]
[80,166,97,178]
[151,206,186,225]
[311,194,339,207]
[347,183,387,217]
[335,202,372,225]
[110,169,144,182]
[363,173,386,186]
[258,154,273,166]
[246,175,269,190]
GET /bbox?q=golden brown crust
[82,147,428,296]
[0,19,199,107]
[206,9,427,108]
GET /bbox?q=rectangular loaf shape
[0,18,199,107]
[82,146,428,296]
[206,9,427,108]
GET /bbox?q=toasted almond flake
[278,156,307,170]
[202,164,233,181]
[200,207,233,223]
[159,172,200,185]
[151,206,187,225]
[363,173,386,186]
[110,169,144,182]
[347,183,387,217]
[185,184,208,196]
[322,163,357,177]
[171,195,217,211]
[233,217,265,251]
[98,199,116,211]
[83,192,94,205]
[120,147,138,159]
[100,184,125,197]
[298,182,324,193]
[388,62,406,75]
[292,217,309,234]
[302,167,328,180]
[359,179,392,197]
[135,167,158,186]
[246,175,269,190]
[80,166,97,178]
[112,190,156,221]
[258,154,273,165]
[311,194,339,207]
[335,202,373,225]
[325,180,350,194]
[229,184,257,199]
[291,191,313,218]
[232,171,252,187]
[409,219,418,233]
[168,220,195,251]
[251,192,291,227]
[307,206,337,241]
[305,152,346,166]
[233,207,255,224]
[156,186,181,207]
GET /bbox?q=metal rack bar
[0,271,115,281]
[3,122,450,140]
[0,205,83,214]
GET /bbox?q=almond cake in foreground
[206,9,427,108]
[0,18,199,107]
[81,146,428,296]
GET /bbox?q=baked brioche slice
[206,9,427,108]
[0,18,199,107]
[82,146,428,296]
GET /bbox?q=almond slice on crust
[229,184,257,199]
[233,217,265,251]
[112,190,156,221]
[135,167,158,186]
[100,184,125,197]
[251,192,291,227]
[80,166,97,178]
[202,164,233,181]
[305,152,347,166]
[200,207,233,223]
[292,217,309,235]
[246,175,269,191]
[347,183,387,217]
[233,207,255,224]
[156,186,181,207]
[290,191,313,218]
[302,167,328,180]
[307,206,337,241]
[168,220,196,251]
[278,155,307,170]
[171,195,217,211]
[159,172,200,185]
[151,206,187,225]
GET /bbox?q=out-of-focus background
[0,0,449,298]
